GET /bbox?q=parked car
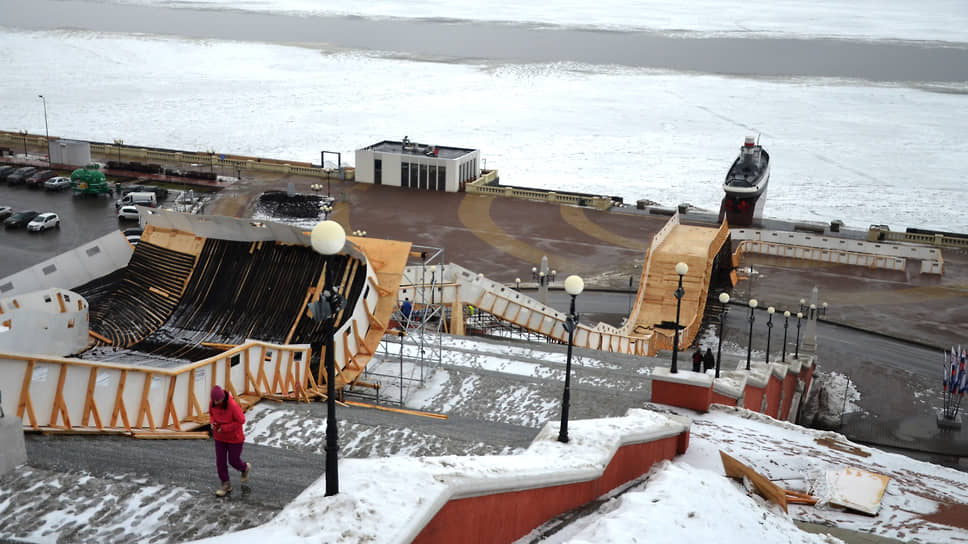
[27,212,60,232]
[121,184,168,200]
[0,206,12,220]
[6,166,38,185]
[45,176,72,191]
[0,165,17,181]
[126,234,141,246]
[25,169,57,188]
[122,227,144,237]
[5,210,39,229]
[117,205,140,221]
[115,192,157,209]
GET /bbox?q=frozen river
[1,0,966,232]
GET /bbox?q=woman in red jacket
[209,385,251,497]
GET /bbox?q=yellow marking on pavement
[457,194,580,271]
[559,206,649,251]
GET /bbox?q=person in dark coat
[209,385,250,497]
[692,349,703,372]
[704,348,716,372]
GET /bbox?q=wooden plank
[132,431,209,440]
[344,400,448,420]
[720,450,789,513]
[284,286,315,345]
[88,330,114,345]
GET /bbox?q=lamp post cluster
[558,275,583,443]
[712,290,827,373]
[531,267,557,285]
[352,229,367,237]
[308,220,348,497]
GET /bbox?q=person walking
[692,349,703,372]
[209,385,250,497]
[703,347,716,372]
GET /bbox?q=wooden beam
[82,367,104,430]
[110,369,132,432]
[17,360,38,429]
[50,364,72,429]
[162,375,182,431]
[136,372,157,431]
[201,342,237,350]
[344,400,448,420]
[88,330,113,345]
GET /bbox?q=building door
[374,159,382,185]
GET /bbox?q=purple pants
[214,440,247,483]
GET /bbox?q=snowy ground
[2,331,963,544]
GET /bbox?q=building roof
[363,140,476,160]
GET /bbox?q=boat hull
[719,175,768,227]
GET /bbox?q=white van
[115,192,157,210]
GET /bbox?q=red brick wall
[743,384,765,413]
[651,379,712,412]
[764,375,782,418]
[413,434,685,544]
[710,391,739,407]
[779,373,798,420]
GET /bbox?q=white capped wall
[0,288,89,357]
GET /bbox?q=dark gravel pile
[255,191,325,219]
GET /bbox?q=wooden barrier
[2,340,312,435]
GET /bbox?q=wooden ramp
[632,219,729,353]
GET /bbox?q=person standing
[692,349,703,372]
[209,385,251,497]
[703,347,716,372]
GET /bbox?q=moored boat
[719,136,769,227]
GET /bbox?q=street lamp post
[795,312,804,359]
[20,130,27,157]
[308,220,347,497]
[113,139,124,164]
[558,275,583,443]
[716,292,729,378]
[765,307,775,364]
[670,262,688,374]
[799,298,807,315]
[821,302,828,317]
[745,299,758,370]
[37,95,50,166]
[782,311,791,362]
[321,204,333,220]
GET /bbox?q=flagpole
[943,350,951,417]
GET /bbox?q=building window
[429,165,437,190]
[375,159,382,185]
[410,162,418,188]
[419,164,428,190]
[438,166,446,190]
[401,162,409,188]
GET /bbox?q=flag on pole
[944,350,950,389]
